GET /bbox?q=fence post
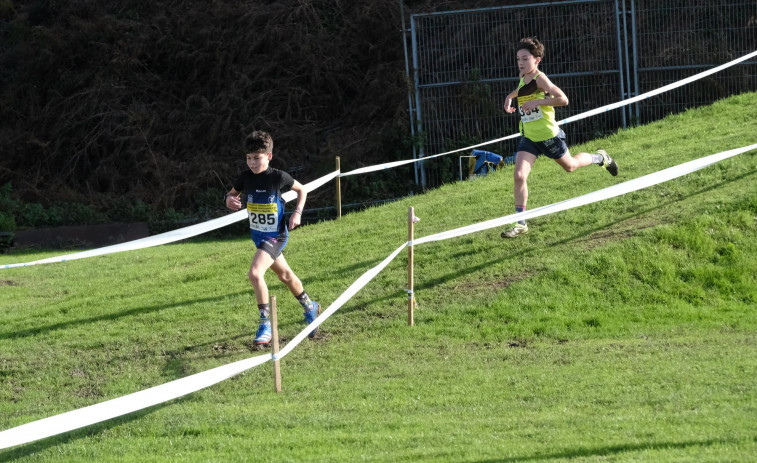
[271,296,282,393]
[336,157,342,219]
[407,206,415,326]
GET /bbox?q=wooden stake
[408,207,415,326]
[336,156,342,219]
[271,296,282,393]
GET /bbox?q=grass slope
[1,93,756,462]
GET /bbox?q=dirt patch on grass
[367,310,393,319]
[75,385,103,399]
[0,280,19,286]
[213,343,234,354]
[452,269,542,294]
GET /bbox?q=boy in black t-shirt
[225,131,320,345]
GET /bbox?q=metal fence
[405,0,757,187]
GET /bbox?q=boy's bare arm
[503,89,519,113]
[538,74,569,106]
[289,181,307,230]
[521,74,569,112]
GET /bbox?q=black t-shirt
[233,168,294,243]
[233,168,294,198]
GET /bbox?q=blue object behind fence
[471,149,504,176]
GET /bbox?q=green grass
[1,92,757,462]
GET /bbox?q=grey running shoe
[501,223,528,239]
[598,149,618,176]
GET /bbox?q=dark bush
[0,0,417,220]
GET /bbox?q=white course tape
[0,245,408,450]
[2,171,340,269]
[282,170,340,203]
[2,210,246,269]
[414,143,757,245]
[4,50,754,268]
[277,243,408,360]
[558,50,757,126]
[340,49,757,170]
[0,241,408,450]
[0,354,269,449]
[1,143,753,450]
[339,134,521,178]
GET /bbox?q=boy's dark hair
[517,37,545,59]
[245,130,273,154]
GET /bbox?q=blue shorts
[517,130,568,160]
[256,237,288,259]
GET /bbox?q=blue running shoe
[254,319,272,345]
[303,301,321,338]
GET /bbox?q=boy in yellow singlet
[502,37,618,238]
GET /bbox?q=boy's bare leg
[555,149,594,172]
[270,254,304,297]
[513,151,537,209]
[503,152,537,238]
[249,249,277,345]
[249,249,275,305]
[271,254,321,338]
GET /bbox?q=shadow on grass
[294,256,387,289]
[0,291,253,341]
[0,250,379,341]
[474,437,748,462]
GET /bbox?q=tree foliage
[0,0,416,214]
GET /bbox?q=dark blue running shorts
[255,236,288,259]
[517,130,568,160]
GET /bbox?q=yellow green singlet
[517,73,560,142]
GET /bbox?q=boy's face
[516,49,541,75]
[246,150,272,174]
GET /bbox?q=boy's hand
[225,195,242,211]
[520,100,540,113]
[289,211,302,230]
[504,98,516,113]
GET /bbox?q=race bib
[247,203,279,232]
[518,94,543,123]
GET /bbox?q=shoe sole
[253,339,271,346]
[597,149,619,177]
[501,229,528,238]
[606,161,619,176]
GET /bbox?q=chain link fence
[406,0,757,187]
